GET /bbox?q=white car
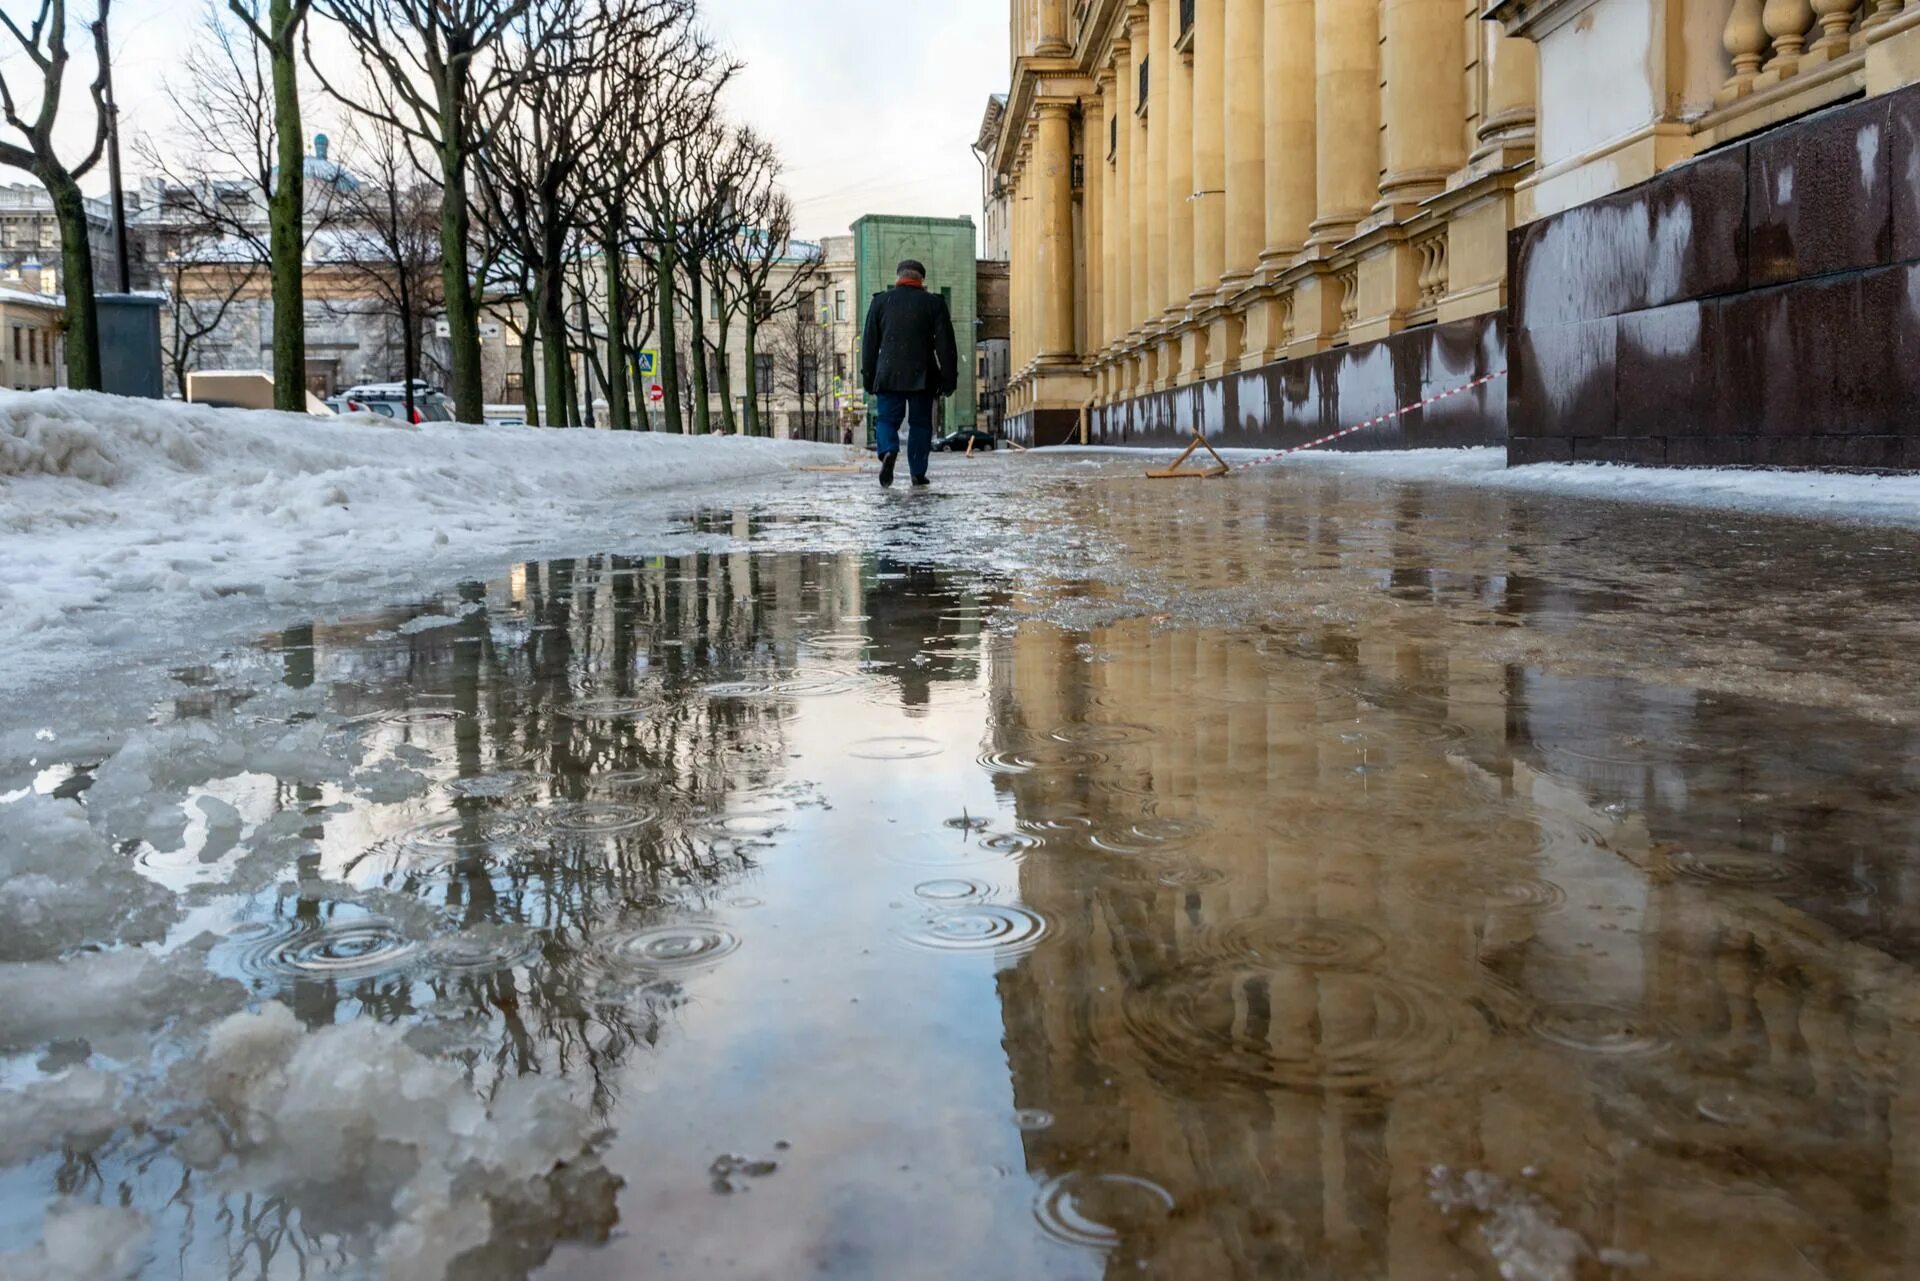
[337,382,456,423]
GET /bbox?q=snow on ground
[0,390,839,696]
[1052,444,1920,528]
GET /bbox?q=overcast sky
[13,0,1004,249]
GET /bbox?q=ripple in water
[601,922,741,972]
[898,904,1047,956]
[1047,721,1155,747]
[358,707,466,728]
[1125,964,1482,1093]
[556,696,654,722]
[1018,812,1096,838]
[705,674,856,700]
[1657,847,1872,899]
[700,811,787,841]
[446,771,540,800]
[1204,916,1387,970]
[915,878,994,902]
[1032,1172,1175,1250]
[977,745,1108,773]
[943,814,991,832]
[1528,1002,1673,1057]
[849,735,945,761]
[232,916,421,983]
[1089,816,1213,856]
[424,924,543,975]
[544,800,658,835]
[1405,867,1567,912]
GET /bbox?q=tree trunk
[712,322,736,435]
[538,249,571,427]
[267,0,307,412]
[520,293,541,426]
[603,232,630,430]
[685,258,710,435]
[742,310,760,437]
[655,238,682,434]
[436,109,483,423]
[48,173,101,390]
[399,268,419,422]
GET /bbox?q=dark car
[935,429,998,453]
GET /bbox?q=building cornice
[1485,0,1604,40]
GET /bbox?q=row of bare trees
[0,0,821,432]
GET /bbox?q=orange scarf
[895,277,924,288]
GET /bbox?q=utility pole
[91,15,131,295]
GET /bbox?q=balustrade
[1718,0,1894,101]
[1413,228,1447,312]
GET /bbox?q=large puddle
[4,460,1920,1279]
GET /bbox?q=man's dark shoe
[911,475,930,487]
[879,452,897,487]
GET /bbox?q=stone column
[1100,61,1124,352]
[1375,0,1465,213]
[1473,22,1537,164]
[1085,92,1106,358]
[1038,0,1070,54]
[1146,0,1171,323]
[1190,0,1227,300]
[1166,7,1195,317]
[1305,0,1379,251]
[1036,101,1076,360]
[1259,0,1316,270]
[1220,0,1265,285]
[1128,14,1150,338]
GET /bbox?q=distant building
[0,288,64,390]
[974,95,1012,436]
[851,214,980,439]
[0,183,117,295]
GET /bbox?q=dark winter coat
[861,284,959,398]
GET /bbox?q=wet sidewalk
[4,456,1919,1280]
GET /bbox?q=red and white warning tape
[1240,367,1508,469]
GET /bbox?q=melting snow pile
[0,389,837,691]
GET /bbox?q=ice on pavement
[0,389,837,693]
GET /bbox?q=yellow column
[1259,0,1316,270]
[1305,0,1379,250]
[1474,21,1537,164]
[1085,91,1106,358]
[1128,16,1149,338]
[1100,61,1124,352]
[1036,101,1076,360]
[1376,0,1465,213]
[1190,0,1226,299]
[1220,0,1265,285]
[1166,3,1195,318]
[1146,0,1170,322]
[1038,0,1069,54]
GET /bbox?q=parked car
[336,381,456,423]
[934,429,998,453]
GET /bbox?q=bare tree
[712,149,818,438]
[762,295,835,441]
[158,232,263,397]
[323,107,445,420]
[0,0,112,388]
[308,0,544,423]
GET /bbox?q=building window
[755,353,773,389]
[1180,0,1194,38]
[799,356,819,394]
[707,291,720,322]
[708,351,725,385]
[833,352,846,380]
[834,289,848,321]
[754,289,772,321]
[1109,114,1117,163]
[504,370,524,392]
[10,326,19,363]
[26,330,35,366]
[1138,56,1149,111]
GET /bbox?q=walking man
[860,259,959,488]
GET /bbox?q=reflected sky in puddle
[6,461,1920,1279]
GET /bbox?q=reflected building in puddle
[986,599,1920,1278]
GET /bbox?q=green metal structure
[852,214,978,438]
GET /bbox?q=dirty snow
[0,389,838,695]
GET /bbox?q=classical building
[0,182,118,295]
[0,287,64,390]
[977,96,1015,437]
[998,0,1920,467]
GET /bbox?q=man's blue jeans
[873,393,936,481]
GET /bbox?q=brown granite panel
[1748,94,1894,286]
[1030,408,1081,447]
[1509,437,1573,464]
[1616,300,1722,438]
[1511,317,1617,440]
[1812,436,1909,470]
[1512,145,1748,329]
[1573,437,1668,465]
[1666,436,1756,467]
[1893,85,1920,263]
[1717,265,1909,439]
